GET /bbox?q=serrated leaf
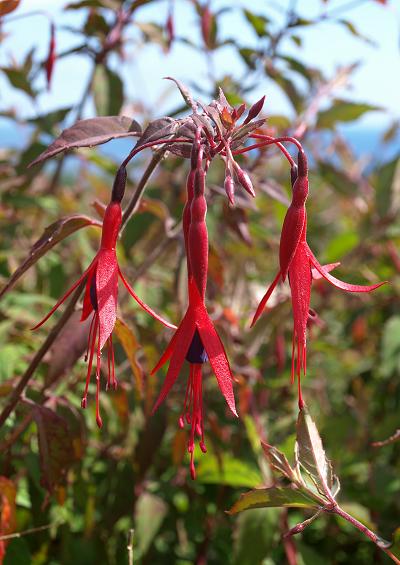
[228,486,318,514]
[113,318,144,398]
[93,66,124,116]
[296,407,334,497]
[30,116,141,166]
[0,215,101,300]
[317,99,381,128]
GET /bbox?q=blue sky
[0,0,399,127]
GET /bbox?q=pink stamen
[95,325,103,428]
[179,363,206,480]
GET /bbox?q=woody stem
[0,281,85,429]
[121,149,166,228]
[326,504,400,564]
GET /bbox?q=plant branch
[121,149,166,228]
[327,504,400,564]
[127,529,134,565]
[0,521,61,542]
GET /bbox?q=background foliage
[0,0,399,563]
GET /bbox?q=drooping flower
[33,192,175,427]
[251,150,386,408]
[152,136,237,479]
[45,22,56,90]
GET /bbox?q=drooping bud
[224,174,235,205]
[234,163,255,197]
[292,152,308,206]
[297,149,308,177]
[243,95,265,125]
[45,22,56,90]
[201,3,213,49]
[111,165,127,203]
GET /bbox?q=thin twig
[127,528,134,565]
[121,149,166,228]
[0,521,61,542]
[0,412,33,451]
[326,504,400,564]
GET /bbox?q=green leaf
[243,9,270,37]
[318,161,358,195]
[239,48,258,70]
[280,55,318,84]
[0,215,101,300]
[0,344,30,379]
[380,316,400,377]
[228,486,318,514]
[4,538,31,565]
[317,99,381,128]
[93,65,124,116]
[196,453,262,488]
[0,67,35,98]
[295,407,334,497]
[374,156,400,218]
[233,508,279,565]
[338,19,375,45]
[134,493,167,558]
[28,107,72,135]
[323,231,359,264]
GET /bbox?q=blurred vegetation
[0,0,399,564]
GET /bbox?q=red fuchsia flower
[251,150,386,408]
[45,22,56,90]
[152,135,237,479]
[165,0,174,51]
[32,172,175,427]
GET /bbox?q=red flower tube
[32,196,175,427]
[152,138,237,479]
[252,150,386,408]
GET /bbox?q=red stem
[121,137,191,168]
[329,505,400,564]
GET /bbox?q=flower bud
[224,174,235,205]
[111,165,127,203]
[243,95,265,125]
[297,149,308,177]
[235,164,255,197]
